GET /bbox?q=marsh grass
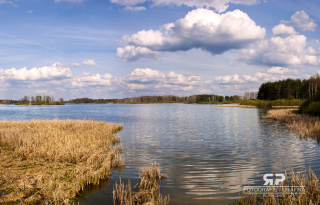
[262,109,320,142]
[0,120,123,204]
[113,163,169,205]
[236,168,320,205]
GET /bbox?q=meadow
[0,120,123,204]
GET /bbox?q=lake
[1,104,320,204]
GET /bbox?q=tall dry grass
[262,109,320,142]
[237,168,320,205]
[113,163,169,205]
[0,120,123,204]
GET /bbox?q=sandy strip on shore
[272,106,299,109]
[216,105,300,108]
[215,105,256,108]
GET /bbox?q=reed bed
[236,168,320,205]
[113,163,169,205]
[0,120,123,204]
[262,109,320,142]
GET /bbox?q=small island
[15,96,65,105]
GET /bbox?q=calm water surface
[1,104,320,205]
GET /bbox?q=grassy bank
[0,120,123,204]
[240,99,304,108]
[237,168,320,205]
[262,109,320,142]
[113,163,169,205]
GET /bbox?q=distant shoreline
[65,102,239,105]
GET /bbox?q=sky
[0,0,319,100]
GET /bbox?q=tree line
[16,96,65,105]
[256,75,320,101]
[67,94,244,104]
[0,99,17,104]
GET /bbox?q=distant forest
[67,94,244,104]
[15,96,64,105]
[257,74,320,100]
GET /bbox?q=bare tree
[309,74,320,99]
[21,96,30,104]
[244,92,250,99]
[250,92,257,99]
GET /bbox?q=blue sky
[0,0,319,100]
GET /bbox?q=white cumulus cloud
[272,24,298,36]
[125,68,165,83]
[215,74,245,84]
[124,6,146,11]
[111,0,259,13]
[166,71,201,86]
[117,9,265,61]
[240,35,318,66]
[72,72,114,87]
[82,59,96,66]
[124,68,201,91]
[265,67,290,74]
[72,63,81,67]
[117,46,158,62]
[0,62,72,81]
[280,11,317,31]
[212,68,305,86]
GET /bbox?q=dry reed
[237,168,320,205]
[262,109,320,142]
[0,120,123,204]
[113,163,169,205]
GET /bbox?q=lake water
[1,104,320,205]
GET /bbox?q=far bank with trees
[15,96,65,105]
